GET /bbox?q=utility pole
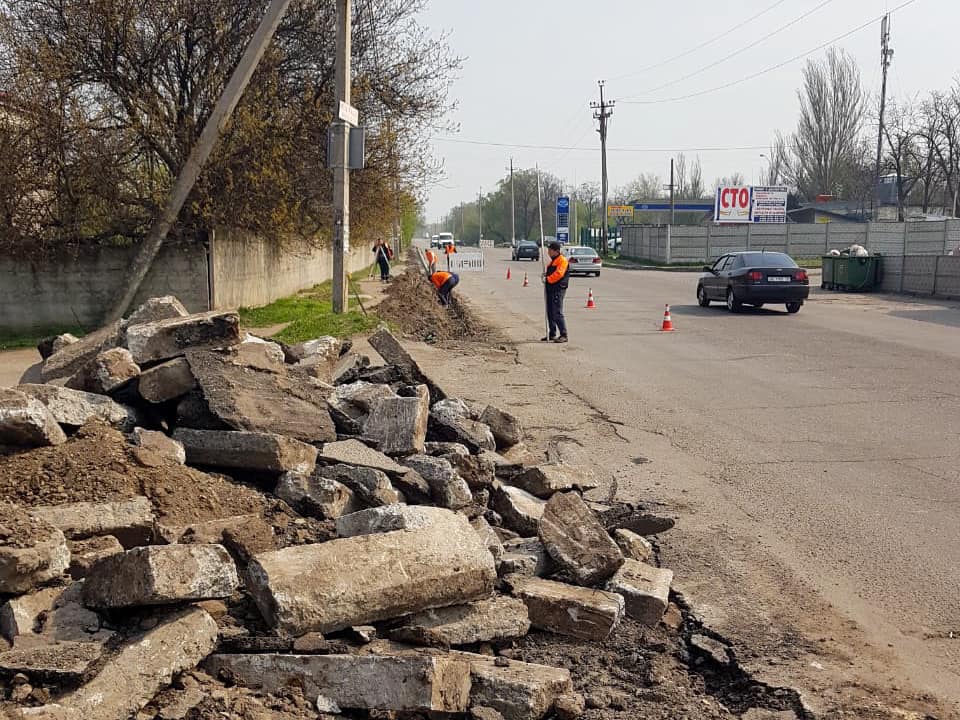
[104,0,293,322]
[478,188,483,245]
[331,0,352,313]
[669,158,676,224]
[460,202,465,240]
[873,13,893,219]
[591,81,614,254]
[510,158,517,246]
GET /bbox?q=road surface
[453,247,960,714]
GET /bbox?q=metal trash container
[824,255,882,291]
[821,255,838,289]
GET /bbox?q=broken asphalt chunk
[173,428,318,474]
[538,492,624,586]
[506,575,624,642]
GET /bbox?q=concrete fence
[0,227,373,334]
[621,220,960,299]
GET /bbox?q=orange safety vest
[430,271,452,289]
[445,244,456,255]
[545,253,569,284]
[425,249,438,265]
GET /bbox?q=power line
[610,0,790,81]
[619,0,920,106]
[432,137,769,153]
[623,0,835,100]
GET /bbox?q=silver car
[563,246,602,277]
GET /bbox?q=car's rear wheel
[786,301,802,314]
[697,285,710,307]
[726,288,742,313]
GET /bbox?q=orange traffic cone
[585,289,597,309]
[660,304,675,332]
[522,272,529,287]
[506,267,512,280]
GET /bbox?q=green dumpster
[821,255,838,289]
[823,255,882,291]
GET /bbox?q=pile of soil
[0,422,266,527]
[377,262,488,343]
[0,502,57,549]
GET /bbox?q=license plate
[769,276,791,282]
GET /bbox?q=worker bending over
[424,248,439,274]
[430,270,460,306]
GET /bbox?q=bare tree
[790,48,867,199]
[686,156,705,199]
[882,98,920,221]
[615,172,662,202]
[577,181,601,229]
[714,172,745,187]
[674,153,688,198]
[921,88,960,216]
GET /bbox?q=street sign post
[556,196,570,244]
[338,100,359,127]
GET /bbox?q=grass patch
[0,326,84,351]
[238,276,380,345]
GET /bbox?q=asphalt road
[454,247,960,708]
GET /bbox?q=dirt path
[402,314,955,719]
[0,348,40,386]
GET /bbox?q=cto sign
[714,186,752,223]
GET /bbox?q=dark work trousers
[375,248,390,280]
[546,286,567,338]
[438,274,460,306]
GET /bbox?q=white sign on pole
[750,186,788,223]
[338,100,359,127]
[714,186,752,223]
[449,252,485,273]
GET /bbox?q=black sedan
[697,251,810,314]
[512,241,540,261]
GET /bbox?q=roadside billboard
[714,186,752,223]
[751,186,788,223]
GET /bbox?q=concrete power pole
[478,188,483,245]
[104,0,293,322]
[873,13,893,219]
[331,0,352,313]
[510,158,516,246]
[591,81,614,254]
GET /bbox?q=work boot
[540,336,555,342]
[553,335,568,344]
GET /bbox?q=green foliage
[238,275,379,343]
[0,326,84,351]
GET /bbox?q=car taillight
[748,271,764,282]
[592,257,602,264]
[794,270,808,282]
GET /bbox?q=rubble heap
[0,297,675,720]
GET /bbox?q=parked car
[563,245,602,276]
[697,251,809,314]
[430,235,440,248]
[512,241,540,261]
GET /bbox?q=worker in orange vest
[424,248,439,274]
[444,242,457,270]
[542,241,570,343]
[430,270,460,306]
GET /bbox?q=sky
[416,0,958,222]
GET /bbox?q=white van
[437,232,454,249]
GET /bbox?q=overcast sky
[416,0,957,221]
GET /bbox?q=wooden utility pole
[104,0,293,322]
[510,158,516,246]
[331,0,352,312]
[591,81,614,254]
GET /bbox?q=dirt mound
[0,502,58,549]
[0,422,266,527]
[378,262,488,343]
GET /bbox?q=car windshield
[519,241,537,247]
[737,252,797,268]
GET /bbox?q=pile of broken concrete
[0,296,675,720]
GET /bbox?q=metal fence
[620,220,960,299]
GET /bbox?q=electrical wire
[432,137,768,153]
[619,0,920,106]
[622,0,835,100]
[610,0,790,81]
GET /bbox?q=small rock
[402,455,472,510]
[66,347,140,395]
[0,388,67,449]
[613,528,654,563]
[319,464,402,507]
[554,692,586,720]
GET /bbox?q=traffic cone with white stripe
[506,267,512,280]
[585,289,597,309]
[522,272,529,287]
[660,304,675,332]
